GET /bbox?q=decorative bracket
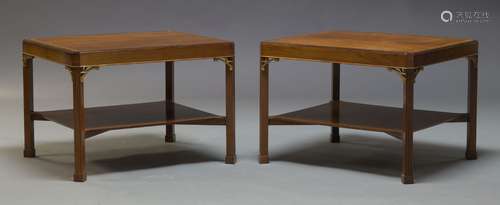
[65,66,100,81]
[260,57,279,71]
[22,54,34,63]
[214,57,234,71]
[468,54,478,64]
[386,67,423,82]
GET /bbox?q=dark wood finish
[31,112,48,121]
[447,114,468,122]
[165,61,175,143]
[259,57,270,163]
[23,32,236,182]
[23,55,35,157]
[36,101,225,133]
[225,57,236,164]
[401,69,416,184]
[261,31,478,68]
[70,67,86,182]
[85,130,108,139]
[330,63,340,143]
[385,132,402,140]
[260,31,478,184]
[269,101,466,133]
[23,31,234,66]
[466,55,478,160]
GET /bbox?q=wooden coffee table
[22,31,236,182]
[259,31,478,184]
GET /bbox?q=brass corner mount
[260,57,279,71]
[214,57,234,71]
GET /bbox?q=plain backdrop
[0,0,499,204]
[1,0,499,105]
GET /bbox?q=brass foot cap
[23,149,36,158]
[259,155,269,164]
[330,135,340,143]
[165,134,176,143]
[401,175,414,184]
[73,174,87,182]
[466,152,477,160]
[225,155,237,164]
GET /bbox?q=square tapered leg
[225,57,236,164]
[331,63,340,143]
[70,67,87,182]
[259,57,270,163]
[466,55,478,160]
[401,69,417,184]
[23,55,36,157]
[165,61,176,143]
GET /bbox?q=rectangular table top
[23,31,234,66]
[261,31,477,68]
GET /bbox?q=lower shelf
[34,101,226,133]
[269,101,467,133]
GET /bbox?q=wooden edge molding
[24,39,235,67]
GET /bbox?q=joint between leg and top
[22,54,34,62]
[260,57,279,71]
[214,57,234,71]
[65,66,100,82]
[387,67,423,82]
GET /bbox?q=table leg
[70,67,86,182]
[331,63,340,143]
[165,61,175,143]
[401,69,417,184]
[259,57,270,164]
[23,54,35,157]
[466,55,478,160]
[225,57,236,164]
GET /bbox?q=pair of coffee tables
[22,31,478,184]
